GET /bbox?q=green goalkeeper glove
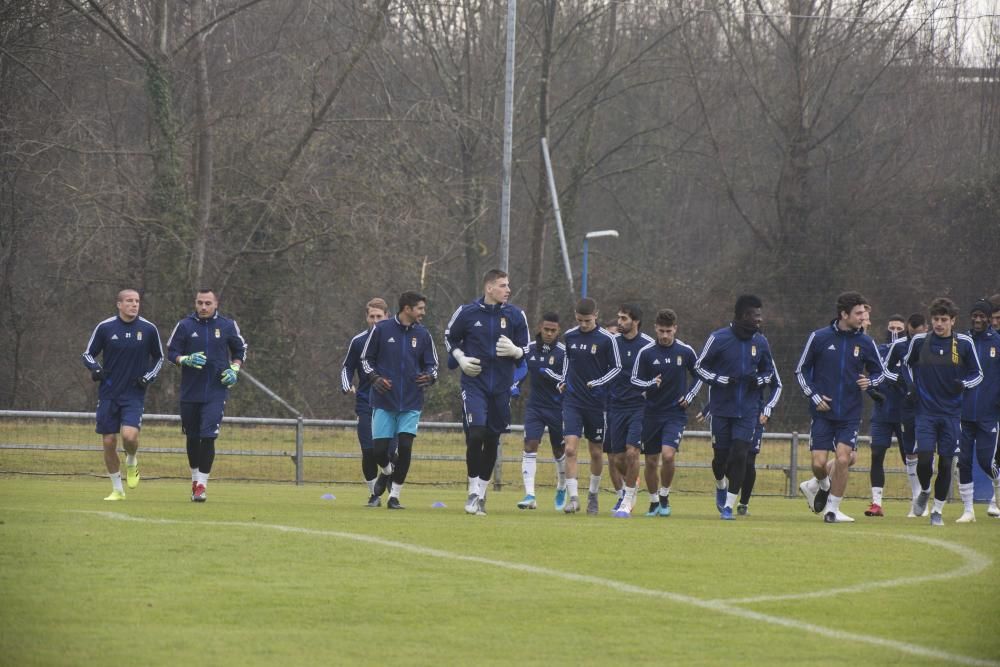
[221,363,240,386]
[178,352,207,368]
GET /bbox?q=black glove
[91,367,104,382]
[953,379,966,393]
[868,388,885,405]
[371,375,392,394]
[904,391,917,408]
[742,373,760,388]
[137,376,150,389]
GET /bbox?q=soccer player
[444,270,529,516]
[82,289,163,500]
[695,295,777,520]
[605,304,654,517]
[885,313,930,515]
[795,291,886,523]
[361,290,438,510]
[515,312,567,510]
[865,314,907,517]
[957,299,1000,522]
[900,297,983,525]
[559,297,621,514]
[341,297,391,507]
[167,289,247,502]
[630,308,702,517]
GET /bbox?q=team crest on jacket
[751,344,757,356]
[500,317,507,329]
[549,356,555,365]
[215,328,221,338]
[677,355,682,365]
[992,347,997,358]
[137,332,143,341]
[591,344,597,354]
[853,345,860,357]
[411,337,417,348]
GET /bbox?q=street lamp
[581,230,619,298]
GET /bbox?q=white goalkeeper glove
[452,349,482,377]
[495,335,524,359]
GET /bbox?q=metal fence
[0,409,924,500]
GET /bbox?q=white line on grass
[72,510,998,667]
[713,533,992,604]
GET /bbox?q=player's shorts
[95,396,145,434]
[372,409,421,439]
[711,413,759,450]
[641,413,686,454]
[899,419,917,456]
[180,400,226,439]
[524,405,563,448]
[809,416,860,451]
[462,386,511,434]
[563,402,605,442]
[605,406,644,454]
[870,421,903,450]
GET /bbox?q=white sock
[110,472,123,493]
[621,486,636,511]
[467,476,477,495]
[366,478,376,494]
[191,467,199,482]
[555,454,567,488]
[818,476,831,492]
[589,474,602,495]
[125,453,137,466]
[659,486,670,498]
[196,471,209,487]
[389,482,403,499]
[905,458,920,499]
[476,477,489,499]
[616,487,625,499]
[381,462,394,476]
[872,487,883,505]
[715,477,728,490]
[959,482,974,513]
[824,494,842,514]
[522,452,537,496]
[649,492,659,504]
[725,491,738,509]
[567,478,579,498]
[992,477,1000,502]
[932,497,945,514]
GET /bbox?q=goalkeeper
[444,269,530,516]
[167,289,248,503]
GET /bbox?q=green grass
[1,476,998,666]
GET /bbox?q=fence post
[493,439,503,490]
[789,431,799,497]
[295,417,304,485]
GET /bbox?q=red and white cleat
[192,483,207,503]
[864,503,883,517]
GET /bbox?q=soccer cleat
[930,511,944,526]
[864,503,884,517]
[386,497,405,510]
[720,506,734,520]
[912,491,930,518]
[645,502,660,517]
[988,499,1000,517]
[366,494,381,508]
[715,487,727,513]
[476,497,487,516]
[906,510,918,518]
[554,488,567,512]
[517,494,537,510]
[564,496,580,514]
[813,488,830,514]
[955,511,976,523]
[658,496,672,517]
[586,492,599,515]
[192,480,197,496]
[465,493,480,515]
[192,484,207,503]
[126,464,140,489]
[799,480,818,513]
[736,504,749,516]
[824,509,854,523]
[372,472,391,498]
[104,490,126,501]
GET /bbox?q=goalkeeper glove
[495,335,524,359]
[451,349,482,377]
[371,375,392,394]
[137,376,151,389]
[220,363,240,386]
[90,367,104,382]
[178,352,207,368]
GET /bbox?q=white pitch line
[71,510,999,667]
[713,533,993,604]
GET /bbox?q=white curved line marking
[714,533,992,604]
[71,511,999,667]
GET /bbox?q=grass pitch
[1,476,998,666]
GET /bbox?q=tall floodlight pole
[581,230,619,298]
[541,138,574,293]
[498,0,517,272]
